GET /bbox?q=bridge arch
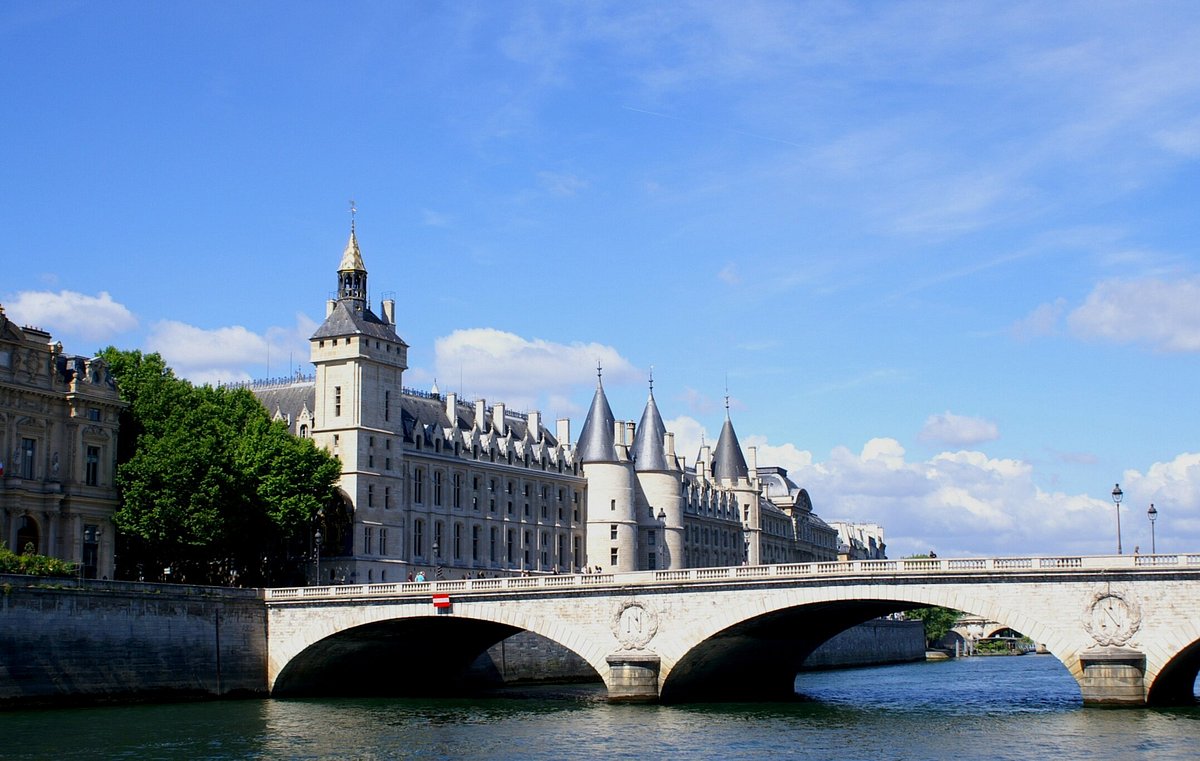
[269,600,610,696]
[1146,630,1200,706]
[656,584,1073,703]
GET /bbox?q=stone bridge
[265,554,1200,706]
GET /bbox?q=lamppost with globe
[314,528,322,585]
[1148,503,1158,555]
[1111,483,1123,555]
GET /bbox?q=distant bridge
[265,554,1200,706]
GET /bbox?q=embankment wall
[0,574,266,706]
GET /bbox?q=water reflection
[2,656,1197,761]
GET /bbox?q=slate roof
[712,414,750,480]
[576,380,617,462]
[631,390,675,472]
[310,299,406,343]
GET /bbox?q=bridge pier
[605,653,661,702]
[1077,647,1147,706]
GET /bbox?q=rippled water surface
[3,655,1196,760]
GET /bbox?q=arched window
[16,516,40,554]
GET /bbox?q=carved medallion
[1083,587,1142,647]
[612,600,658,650]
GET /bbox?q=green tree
[902,553,961,645]
[904,605,961,646]
[101,348,341,586]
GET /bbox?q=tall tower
[310,216,408,560]
[578,367,636,572]
[631,375,683,570]
[712,398,759,565]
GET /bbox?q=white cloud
[537,170,589,197]
[1067,276,1200,352]
[434,327,639,413]
[145,312,315,386]
[728,434,1174,558]
[4,289,137,344]
[1011,298,1066,340]
[918,411,1000,447]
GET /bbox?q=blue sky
[4,1,1199,558]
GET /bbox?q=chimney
[381,299,396,325]
[528,411,541,441]
[556,418,571,446]
[666,431,676,457]
[445,392,457,424]
[326,299,336,317]
[475,399,487,432]
[492,402,507,436]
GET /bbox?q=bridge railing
[262,552,1200,601]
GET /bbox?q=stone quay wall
[0,574,266,707]
[799,618,926,669]
[469,619,926,685]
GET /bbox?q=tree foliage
[0,545,76,577]
[903,605,961,646]
[902,553,961,645]
[102,348,342,586]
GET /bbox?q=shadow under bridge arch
[660,599,918,703]
[272,616,577,697]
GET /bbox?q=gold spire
[338,199,365,272]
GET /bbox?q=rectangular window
[453,474,462,508]
[384,486,390,509]
[413,469,424,503]
[490,527,498,562]
[87,407,102,422]
[384,390,391,422]
[85,445,100,486]
[610,524,618,540]
[367,484,374,507]
[380,528,388,556]
[334,386,342,417]
[573,536,581,569]
[82,524,99,579]
[648,530,656,546]
[434,472,443,506]
[453,523,462,560]
[364,526,374,555]
[434,522,443,558]
[506,529,514,563]
[648,552,657,570]
[610,548,618,568]
[472,525,480,561]
[20,438,35,479]
[523,530,531,567]
[414,520,424,556]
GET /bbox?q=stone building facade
[256,223,839,581]
[577,377,839,572]
[0,306,122,578]
[254,225,585,583]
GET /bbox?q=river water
[2,655,1196,760]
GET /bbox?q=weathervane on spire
[649,365,655,393]
[349,198,357,232]
[596,360,603,384]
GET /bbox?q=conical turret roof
[632,383,672,472]
[576,372,617,463]
[712,411,749,481]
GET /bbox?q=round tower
[577,368,637,572]
[631,376,683,570]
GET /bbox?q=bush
[0,545,77,578]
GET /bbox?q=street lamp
[1148,503,1158,554]
[1111,483,1123,555]
[314,529,322,585]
